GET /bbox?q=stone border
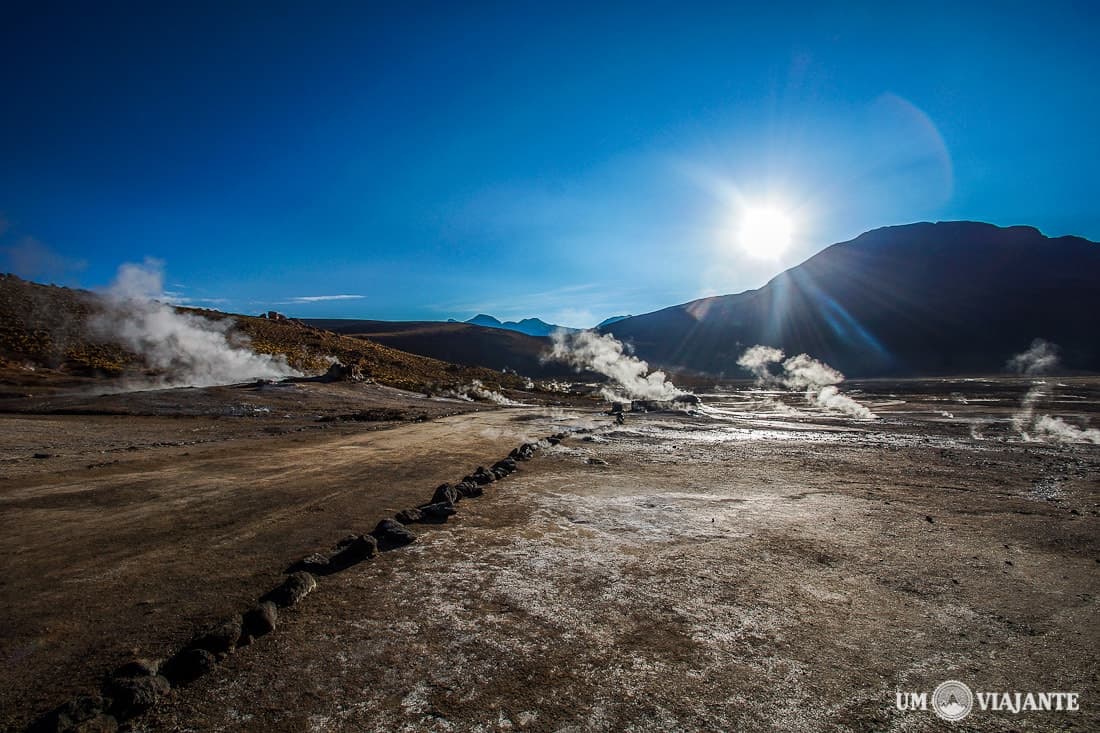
[29,433,570,733]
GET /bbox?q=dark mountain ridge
[601,221,1099,377]
[306,319,579,378]
[464,314,572,337]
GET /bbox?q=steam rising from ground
[1004,341,1099,444]
[738,346,875,419]
[1011,382,1100,445]
[736,345,785,384]
[440,380,525,406]
[89,260,300,389]
[1006,338,1059,375]
[547,330,685,402]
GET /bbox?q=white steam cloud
[737,345,876,419]
[440,379,525,406]
[736,345,785,384]
[547,330,685,402]
[1011,381,1100,445]
[1006,338,1060,375]
[90,259,300,389]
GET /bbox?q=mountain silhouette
[305,319,578,377]
[600,221,1099,377]
[465,314,572,337]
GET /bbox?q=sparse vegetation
[0,274,524,394]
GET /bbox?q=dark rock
[395,507,423,524]
[586,457,608,466]
[370,518,416,551]
[162,648,216,685]
[33,452,52,459]
[547,437,561,445]
[327,534,377,571]
[467,467,495,485]
[288,553,331,575]
[418,502,457,523]
[240,602,277,643]
[317,361,365,382]
[111,658,160,679]
[493,458,518,473]
[454,481,483,498]
[192,615,242,655]
[510,442,538,461]
[335,534,360,548]
[31,694,115,733]
[431,483,460,506]
[263,571,317,607]
[107,674,170,719]
[74,714,118,733]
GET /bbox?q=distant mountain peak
[596,315,632,328]
[467,314,503,327]
[464,314,575,337]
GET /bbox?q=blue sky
[1,1,1097,327]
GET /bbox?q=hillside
[306,319,579,378]
[602,221,1100,377]
[0,274,523,394]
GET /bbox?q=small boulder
[107,674,170,719]
[466,467,495,485]
[161,648,216,685]
[263,571,317,608]
[192,615,242,656]
[31,694,114,733]
[431,483,460,506]
[288,553,330,575]
[454,481,483,498]
[370,519,416,551]
[111,658,160,679]
[239,602,277,644]
[395,507,423,524]
[418,502,457,523]
[510,443,537,461]
[326,534,377,572]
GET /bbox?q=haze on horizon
[0,2,1097,329]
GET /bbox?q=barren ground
[2,378,1099,731]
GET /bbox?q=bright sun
[738,206,793,259]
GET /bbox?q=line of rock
[30,434,567,733]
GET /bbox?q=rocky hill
[0,274,523,395]
[601,221,1100,377]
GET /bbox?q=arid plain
[1,378,1097,732]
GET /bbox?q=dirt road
[0,406,557,731]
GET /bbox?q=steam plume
[1011,381,1100,444]
[736,345,784,384]
[738,345,875,419]
[441,379,525,406]
[1006,338,1059,375]
[90,259,300,388]
[546,330,685,402]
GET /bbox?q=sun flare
[738,206,793,259]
